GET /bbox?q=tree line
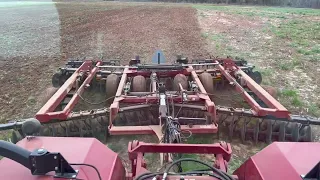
[221,0,319,8]
[131,0,320,8]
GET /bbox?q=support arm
[0,140,31,169]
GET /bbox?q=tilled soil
[0,2,208,122]
[57,2,208,60]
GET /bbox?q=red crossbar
[109,124,218,135]
[128,141,233,179]
[128,142,231,160]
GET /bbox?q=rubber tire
[106,74,120,100]
[52,72,62,87]
[262,85,277,98]
[302,126,312,142]
[173,74,188,91]
[52,72,68,87]
[249,71,262,84]
[228,118,235,141]
[253,121,260,144]
[279,122,286,141]
[240,121,246,143]
[199,72,214,96]
[132,75,146,92]
[291,123,300,142]
[266,121,273,144]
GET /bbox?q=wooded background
[209,0,320,8]
[131,0,320,8]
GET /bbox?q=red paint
[2,138,318,180]
[35,58,294,136]
[129,142,232,160]
[128,141,234,179]
[217,64,291,119]
[36,61,101,122]
[108,65,217,137]
[125,69,190,78]
[64,61,102,115]
[119,95,200,103]
[234,142,320,180]
[0,137,125,180]
[109,124,218,135]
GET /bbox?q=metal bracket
[29,148,78,178]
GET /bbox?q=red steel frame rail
[127,141,234,179]
[36,60,102,122]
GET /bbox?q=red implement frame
[127,141,236,180]
[108,66,217,136]
[35,58,291,131]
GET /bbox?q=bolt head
[37,148,44,152]
[37,148,46,154]
[55,167,58,171]
[54,156,57,159]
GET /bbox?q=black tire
[106,74,120,101]
[240,121,246,143]
[253,121,260,144]
[248,71,262,84]
[228,118,235,141]
[52,72,68,87]
[301,126,312,142]
[291,123,300,142]
[199,72,214,96]
[132,75,146,92]
[173,74,188,91]
[279,122,286,141]
[52,72,62,87]
[266,121,273,144]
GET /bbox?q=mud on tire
[199,72,214,96]
[132,75,146,92]
[106,74,120,102]
[173,74,188,91]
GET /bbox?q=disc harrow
[217,114,312,143]
[1,52,319,145]
[40,116,109,138]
